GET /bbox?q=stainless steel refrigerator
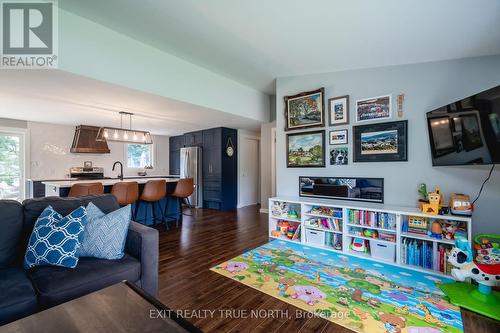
[180,147,203,208]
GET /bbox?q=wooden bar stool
[165,178,194,228]
[111,181,139,206]
[68,182,104,197]
[135,180,166,226]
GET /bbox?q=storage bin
[370,239,396,262]
[305,229,325,246]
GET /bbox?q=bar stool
[165,178,194,228]
[111,181,139,217]
[68,182,104,197]
[135,179,166,226]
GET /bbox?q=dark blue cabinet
[184,131,203,147]
[169,128,237,211]
[202,128,237,211]
[169,135,184,176]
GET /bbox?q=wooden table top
[0,282,201,333]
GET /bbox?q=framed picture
[287,130,325,167]
[329,129,348,145]
[330,147,348,165]
[459,96,476,110]
[353,120,408,162]
[460,114,483,151]
[428,117,455,157]
[328,95,349,126]
[284,88,325,131]
[356,95,391,122]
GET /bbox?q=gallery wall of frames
[284,87,408,168]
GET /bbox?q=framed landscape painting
[353,120,407,162]
[287,130,325,167]
[284,88,325,131]
[328,95,349,126]
[356,95,391,122]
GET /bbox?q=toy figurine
[442,222,457,240]
[277,221,290,235]
[288,209,298,219]
[429,221,443,239]
[418,183,428,201]
[350,238,369,253]
[421,187,443,215]
[449,193,473,216]
[363,229,378,238]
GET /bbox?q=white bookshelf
[268,196,472,277]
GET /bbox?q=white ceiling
[60,0,500,94]
[0,70,262,135]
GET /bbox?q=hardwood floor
[157,205,499,333]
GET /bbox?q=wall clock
[226,137,235,157]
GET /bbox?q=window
[0,130,25,201]
[127,144,153,168]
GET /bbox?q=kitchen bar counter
[42,176,179,197]
[40,176,182,226]
[42,177,179,189]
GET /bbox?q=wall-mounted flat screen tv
[299,176,384,203]
[427,85,500,166]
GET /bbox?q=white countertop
[42,177,179,188]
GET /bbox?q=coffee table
[0,281,202,333]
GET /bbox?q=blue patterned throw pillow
[78,203,131,260]
[24,206,87,269]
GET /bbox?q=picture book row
[402,216,467,240]
[347,209,396,230]
[305,217,341,232]
[401,238,453,274]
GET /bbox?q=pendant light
[96,112,153,144]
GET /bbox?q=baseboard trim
[259,208,269,214]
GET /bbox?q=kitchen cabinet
[169,128,237,211]
[184,131,203,147]
[169,135,184,175]
[202,128,237,211]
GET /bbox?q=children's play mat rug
[211,240,463,333]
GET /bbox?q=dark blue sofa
[0,194,159,326]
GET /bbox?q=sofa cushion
[0,200,23,268]
[78,203,131,260]
[0,268,38,325]
[28,254,141,308]
[18,195,120,265]
[24,206,88,269]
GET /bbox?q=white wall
[28,121,169,180]
[237,129,261,208]
[259,121,276,211]
[276,55,500,236]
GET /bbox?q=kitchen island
[41,176,181,226]
[42,177,179,197]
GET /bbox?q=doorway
[239,136,260,207]
[0,128,27,201]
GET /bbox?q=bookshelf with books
[268,197,472,277]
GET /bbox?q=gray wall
[276,55,500,236]
[260,121,276,210]
[0,118,28,128]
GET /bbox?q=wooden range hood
[70,125,110,154]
